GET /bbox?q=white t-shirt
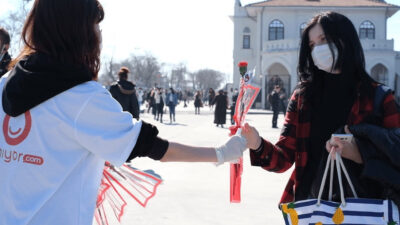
[0,77,142,225]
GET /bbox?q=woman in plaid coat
[242,11,400,205]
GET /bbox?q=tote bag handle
[317,152,358,207]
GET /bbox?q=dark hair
[12,0,104,79]
[170,88,175,94]
[298,11,375,106]
[0,27,10,45]
[118,67,130,80]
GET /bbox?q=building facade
[232,0,400,109]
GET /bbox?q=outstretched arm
[160,142,217,162]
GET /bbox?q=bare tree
[169,63,187,89]
[0,0,33,56]
[98,56,119,86]
[193,69,225,90]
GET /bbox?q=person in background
[230,88,239,125]
[0,27,11,77]
[268,85,282,128]
[109,67,140,119]
[137,87,144,107]
[212,89,228,128]
[155,87,165,123]
[166,87,178,123]
[194,90,203,114]
[0,1,250,224]
[183,90,188,107]
[279,87,288,116]
[208,88,216,110]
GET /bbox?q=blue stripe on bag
[298,213,313,219]
[388,200,393,222]
[283,214,290,225]
[295,200,317,208]
[319,200,340,207]
[294,200,339,208]
[343,211,383,217]
[312,210,383,218]
[313,211,334,217]
[345,198,383,205]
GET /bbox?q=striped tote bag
[280,153,400,225]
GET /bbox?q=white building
[232,0,400,109]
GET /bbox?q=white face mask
[311,43,338,73]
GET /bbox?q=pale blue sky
[0,0,399,80]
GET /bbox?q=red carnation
[238,61,248,68]
[238,61,248,76]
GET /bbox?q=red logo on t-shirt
[2,111,32,146]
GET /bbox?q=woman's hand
[326,125,363,164]
[242,123,262,150]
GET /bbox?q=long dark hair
[298,11,375,106]
[12,0,104,79]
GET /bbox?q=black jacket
[109,80,139,119]
[0,52,12,77]
[349,123,400,206]
[268,91,280,111]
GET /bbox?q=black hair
[298,11,376,107]
[0,27,10,45]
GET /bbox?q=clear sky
[1,0,399,81]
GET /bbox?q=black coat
[109,80,139,119]
[308,124,400,207]
[349,123,400,206]
[268,91,280,111]
[212,94,228,124]
[0,52,11,77]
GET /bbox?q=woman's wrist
[251,137,264,153]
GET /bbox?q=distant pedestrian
[147,88,156,117]
[194,90,202,114]
[109,67,140,119]
[137,87,144,106]
[268,85,281,128]
[166,88,178,123]
[279,87,288,116]
[212,89,228,128]
[0,27,11,77]
[230,88,239,125]
[208,88,216,110]
[155,88,165,123]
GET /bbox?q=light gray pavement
[121,103,292,225]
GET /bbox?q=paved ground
[120,103,292,225]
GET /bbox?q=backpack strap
[373,84,392,117]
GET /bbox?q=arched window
[268,20,284,40]
[359,21,375,39]
[243,27,251,49]
[300,22,307,38]
[371,63,388,85]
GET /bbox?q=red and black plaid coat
[250,83,400,204]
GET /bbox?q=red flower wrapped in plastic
[229,60,260,203]
[237,61,248,76]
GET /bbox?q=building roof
[247,0,397,8]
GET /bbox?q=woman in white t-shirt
[0,1,248,225]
